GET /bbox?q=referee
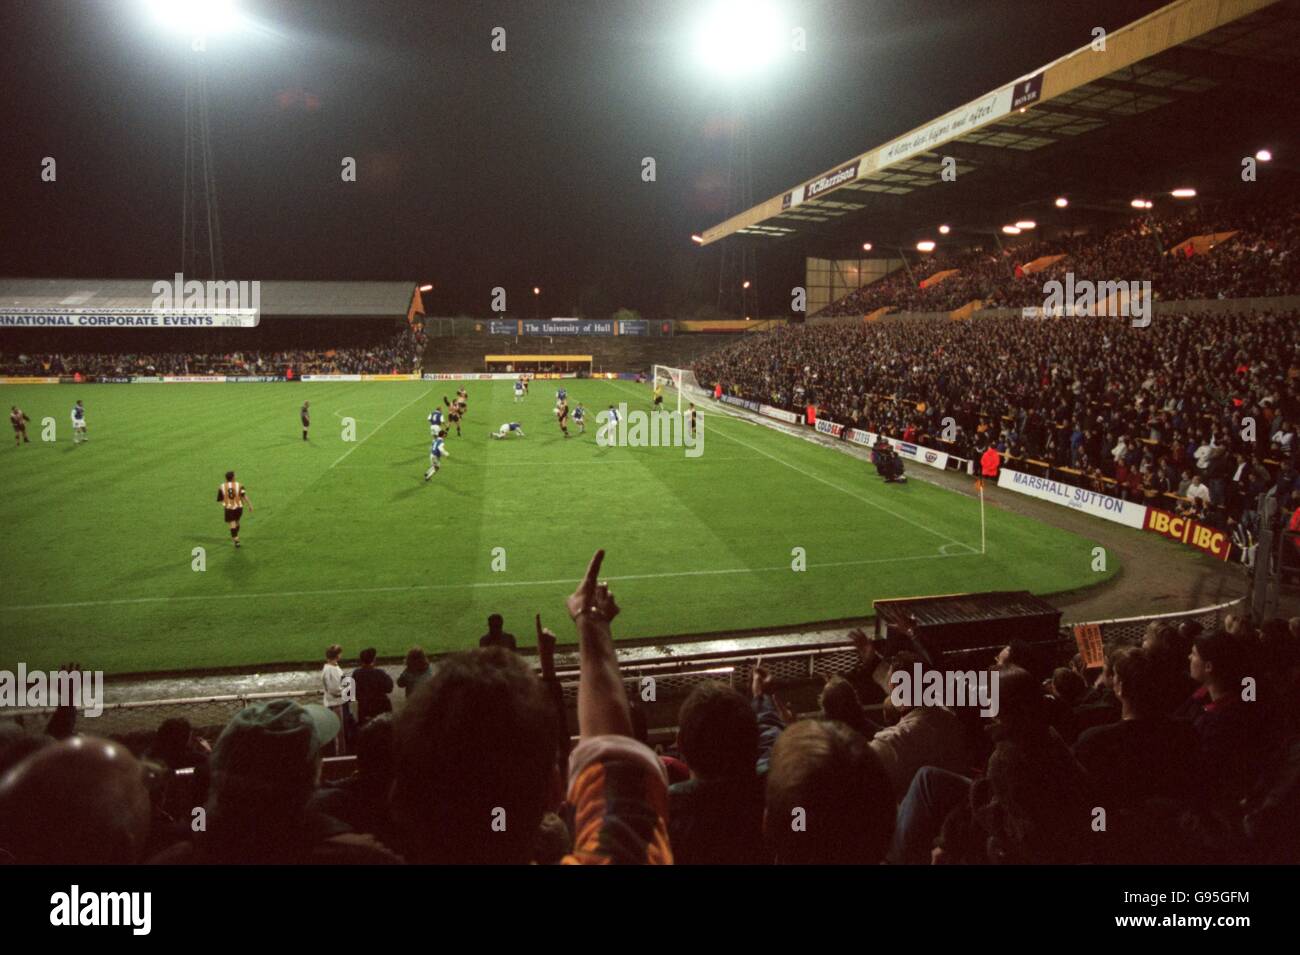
[301,401,311,441]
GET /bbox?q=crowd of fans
[0,326,425,378]
[818,197,1299,317]
[694,310,1300,549]
[0,549,1296,864]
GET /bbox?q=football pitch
[1,379,1114,675]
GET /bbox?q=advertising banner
[0,308,259,329]
[1143,509,1232,561]
[997,468,1148,529]
[0,376,60,384]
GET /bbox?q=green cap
[210,699,340,793]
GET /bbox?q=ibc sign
[1144,509,1230,562]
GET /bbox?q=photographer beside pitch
[873,436,907,484]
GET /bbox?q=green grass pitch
[0,379,1115,675]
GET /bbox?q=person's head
[392,649,559,864]
[0,736,154,864]
[148,717,195,767]
[819,676,868,733]
[995,639,1047,682]
[205,699,339,851]
[404,645,430,673]
[225,469,235,481]
[1110,646,1158,717]
[991,666,1049,737]
[1190,630,1245,692]
[764,719,893,864]
[677,682,759,780]
[358,647,377,667]
[1049,667,1087,706]
[487,613,504,634]
[325,644,342,663]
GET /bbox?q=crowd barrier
[0,598,1244,742]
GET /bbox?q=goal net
[652,364,707,414]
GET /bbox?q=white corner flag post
[978,478,987,554]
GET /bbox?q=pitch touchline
[0,551,976,612]
[624,383,973,552]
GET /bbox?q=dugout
[873,591,1063,672]
[485,354,592,374]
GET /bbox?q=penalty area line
[0,550,977,613]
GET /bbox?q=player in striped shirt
[216,470,253,548]
[424,429,450,481]
[556,399,570,438]
[10,406,31,446]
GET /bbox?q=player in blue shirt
[514,378,525,402]
[491,422,525,439]
[424,429,450,481]
[572,402,586,434]
[429,406,444,435]
[556,386,567,404]
[70,400,87,444]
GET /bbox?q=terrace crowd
[0,326,425,378]
[694,310,1300,546]
[0,552,1297,865]
[819,197,1299,317]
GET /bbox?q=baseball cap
[210,699,339,795]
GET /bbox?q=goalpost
[652,364,707,414]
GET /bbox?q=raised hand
[566,548,619,624]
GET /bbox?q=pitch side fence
[0,598,1243,742]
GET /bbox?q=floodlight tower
[717,103,757,318]
[692,0,785,318]
[146,0,240,280]
[182,50,225,280]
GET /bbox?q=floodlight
[938,225,950,235]
[1256,149,1272,162]
[419,284,433,292]
[1014,220,1036,230]
[145,0,240,37]
[691,234,705,244]
[692,0,786,77]
[862,242,872,251]
[742,279,751,289]
[1054,197,1068,208]
[1170,188,1196,199]
[1130,198,1148,209]
[1002,225,1021,235]
[916,240,936,252]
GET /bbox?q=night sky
[0,0,1166,317]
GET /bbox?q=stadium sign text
[997,468,1148,529]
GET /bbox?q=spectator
[397,645,433,698]
[390,550,671,864]
[322,644,348,756]
[151,699,398,864]
[1073,647,1198,809]
[479,613,518,651]
[764,719,894,864]
[351,647,394,724]
[669,680,773,865]
[0,736,154,864]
